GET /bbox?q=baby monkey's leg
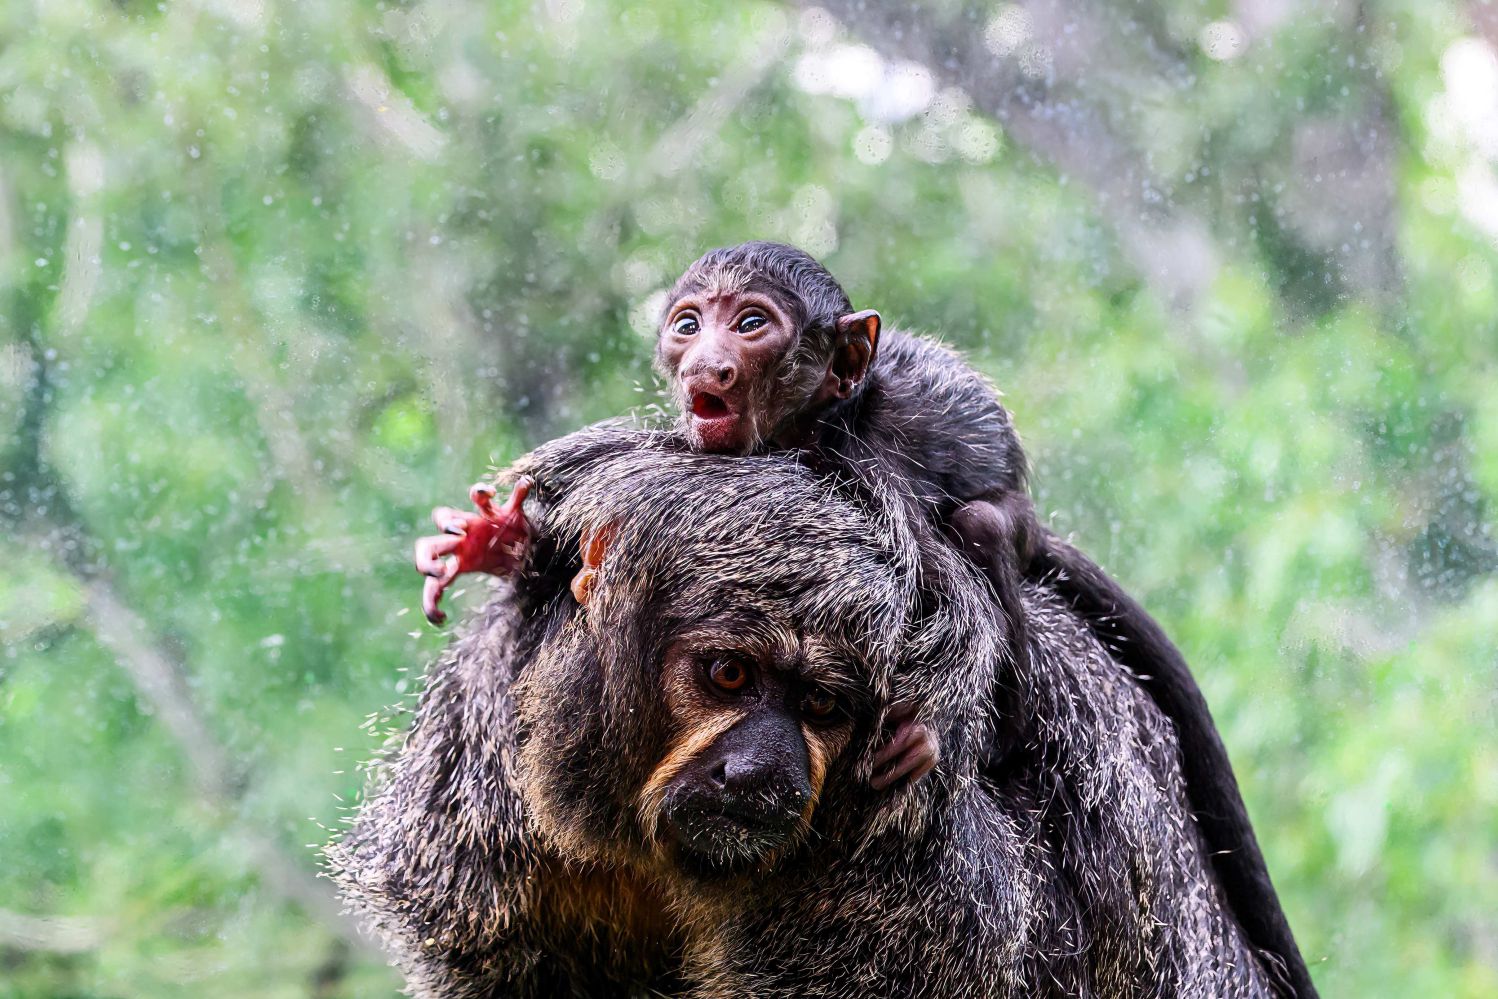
[870,492,1035,791]
[949,491,1036,663]
[948,491,1037,768]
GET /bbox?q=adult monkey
[343,425,977,996]
[413,243,1314,997]
[350,424,1291,997]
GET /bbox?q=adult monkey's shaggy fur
[412,242,1313,996]
[657,243,1311,998]
[330,424,1291,997]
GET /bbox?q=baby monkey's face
[655,288,822,456]
[636,620,863,875]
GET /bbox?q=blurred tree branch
[85,580,240,800]
[5,140,379,958]
[648,15,793,178]
[78,572,377,955]
[11,480,375,958]
[193,236,330,503]
[0,909,108,954]
[797,0,1222,311]
[795,0,1404,310]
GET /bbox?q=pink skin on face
[659,290,800,455]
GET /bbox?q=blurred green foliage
[2,0,1495,995]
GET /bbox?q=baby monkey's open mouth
[687,389,751,453]
[691,392,733,420]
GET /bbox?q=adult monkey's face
[510,439,904,882]
[515,600,870,881]
[638,621,860,873]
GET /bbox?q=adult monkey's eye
[738,313,767,334]
[673,314,700,336]
[801,687,841,722]
[707,656,751,693]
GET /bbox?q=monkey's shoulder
[859,329,1027,504]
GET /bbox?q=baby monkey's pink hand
[869,703,939,790]
[414,477,533,625]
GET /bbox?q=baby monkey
[412,242,1313,996]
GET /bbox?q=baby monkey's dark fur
[654,242,1313,998]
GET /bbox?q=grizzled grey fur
[663,242,1310,999]
[329,423,1286,998]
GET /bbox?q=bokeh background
[2,0,1496,995]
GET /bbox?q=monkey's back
[841,328,1027,519]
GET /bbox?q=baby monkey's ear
[570,521,617,606]
[831,310,881,397]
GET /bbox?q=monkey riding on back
[412,242,1316,997]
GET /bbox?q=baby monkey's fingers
[422,573,449,626]
[469,477,533,521]
[414,533,462,578]
[469,482,497,517]
[870,717,940,790]
[431,506,473,536]
[501,476,533,513]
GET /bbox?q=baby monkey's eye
[801,687,841,723]
[737,313,767,334]
[706,656,751,693]
[673,314,700,336]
